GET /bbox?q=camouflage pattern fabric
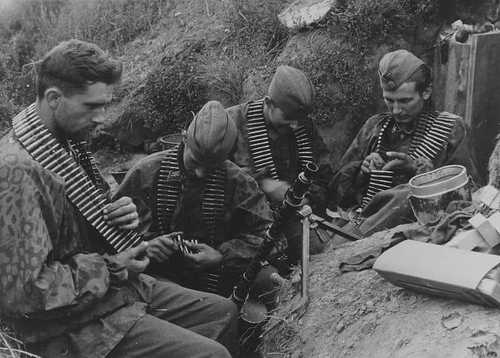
[0,130,150,358]
[114,150,280,294]
[227,100,333,215]
[328,112,480,211]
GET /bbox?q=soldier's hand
[361,152,386,174]
[114,242,150,273]
[259,178,290,202]
[146,232,182,262]
[382,151,416,174]
[184,242,222,270]
[103,196,140,230]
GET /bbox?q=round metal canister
[159,133,183,150]
[409,165,470,225]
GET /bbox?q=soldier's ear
[264,96,273,109]
[45,87,63,110]
[422,85,432,101]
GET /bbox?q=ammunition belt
[70,141,107,191]
[155,144,226,243]
[360,111,456,209]
[246,99,313,180]
[156,148,181,234]
[155,146,226,294]
[13,103,143,252]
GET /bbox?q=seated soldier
[114,100,284,307]
[328,49,480,237]
[227,65,334,259]
[0,40,238,358]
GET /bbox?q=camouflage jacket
[0,131,155,358]
[114,148,277,286]
[227,100,333,214]
[328,112,481,210]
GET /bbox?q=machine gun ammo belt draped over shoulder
[13,103,146,253]
[360,112,456,210]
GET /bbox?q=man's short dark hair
[36,39,122,98]
[406,64,432,94]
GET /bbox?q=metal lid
[409,164,468,198]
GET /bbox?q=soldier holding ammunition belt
[328,49,480,236]
[0,40,239,358]
[227,65,334,260]
[115,100,284,306]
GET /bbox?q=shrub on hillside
[305,44,376,126]
[224,0,289,63]
[0,0,164,54]
[331,0,438,46]
[199,53,246,107]
[142,44,208,133]
[54,0,163,51]
[116,43,209,144]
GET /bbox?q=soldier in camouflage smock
[0,40,238,358]
[228,66,332,214]
[328,50,480,236]
[227,66,334,259]
[115,100,284,302]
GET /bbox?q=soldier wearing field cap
[328,49,479,236]
[115,100,283,305]
[228,65,333,260]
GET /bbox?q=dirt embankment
[264,233,500,358]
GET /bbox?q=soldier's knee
[223,298,239,325]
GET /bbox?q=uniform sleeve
[328,116,381,209]
[0,163,121,320]
[217,167,276,272]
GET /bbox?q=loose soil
[263,234,500,358]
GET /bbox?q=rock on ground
[278,0,337,30]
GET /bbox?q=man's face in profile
[54,82,113,140]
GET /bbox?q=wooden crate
[433,32,500,184]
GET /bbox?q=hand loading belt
[246,99,314,180]
[360,111,457,210]
[155,145,226,293]
[12,103,143,252]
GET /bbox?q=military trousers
[107,278,239,358]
